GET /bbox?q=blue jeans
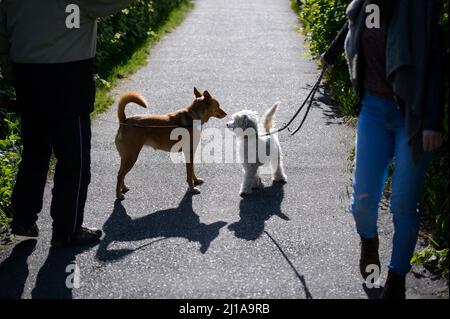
[351,92,432,276]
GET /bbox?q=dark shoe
[51,227,102,248]
[360,235,380,280]
[380,269,406,299]
[11,223,39,238]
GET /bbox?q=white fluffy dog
[226,103,287,196]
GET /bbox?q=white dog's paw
[239,188,252,197]
[273,174,287,184]
[252,177,264,189]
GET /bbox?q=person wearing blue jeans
[354,92,433,275]
[321,0,445,298]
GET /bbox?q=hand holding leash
[261,67,326,137]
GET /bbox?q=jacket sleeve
[423,14,446,131]
[0,0,12,82]
[72,0,135,19]
[323,21,349,66]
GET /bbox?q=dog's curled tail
[117,92,148,124]
[261,102,280,132]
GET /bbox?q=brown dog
[115,88,227,199]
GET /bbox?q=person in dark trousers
[0,0,135,247]
[321,0,446,298]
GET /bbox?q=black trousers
[11,59,95,241]
[11,115,91,240]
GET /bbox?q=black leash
[261,67,325,137]
[97,68,325,132]
[97,118,182,129]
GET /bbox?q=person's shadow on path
[363,283,383,299]
[228,182,288,241]
[0,239,36,299]
[0,238,93,299]
[31,244,97,299]
[96,191,227,262]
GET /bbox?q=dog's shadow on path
[96,192,227,262]
[228,182,288,241]
[228,183,313,299]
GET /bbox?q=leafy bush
[294,0,349,56]
[411,245,449,278]
[293,0,449,276]
[419,0,449,272]
[293,0,357,117]
[0,112,20,220]
[96,0,185,78]
[0,64,20,229]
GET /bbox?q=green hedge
[0,63,18,227]
[294,0,449,277]
[96,0,185,77]
[0,0,187,229]
[293,0,357,116]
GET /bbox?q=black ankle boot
[359,235,380,280]
[380,269,406,299]
[11,222,39,238]
[51,227,102,248]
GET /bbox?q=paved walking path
[1,0,447,299]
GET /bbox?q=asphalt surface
[0,0,448,299]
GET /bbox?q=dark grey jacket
[0,0,133,70]
[324,0,446,161]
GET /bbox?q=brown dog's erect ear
[194,87,202,98]
[203,90,212,101]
